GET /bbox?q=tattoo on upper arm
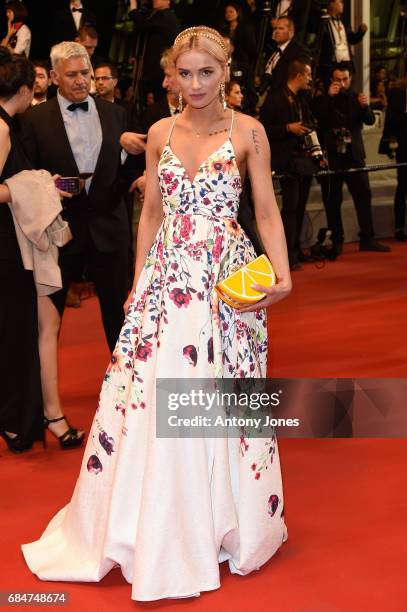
[252,129,260,154]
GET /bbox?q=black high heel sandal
[0,431,33,453]
[43,416,85,450]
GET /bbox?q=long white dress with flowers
[22,112,287,601]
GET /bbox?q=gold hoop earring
[178,92,183,113]
[220,82,227,111]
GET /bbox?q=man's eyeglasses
[95,76,114,81]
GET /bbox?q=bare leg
[37,296,84,441]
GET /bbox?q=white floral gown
[22,111,287,601]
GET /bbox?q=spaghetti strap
[167,113,180,146]
[229,110,235,138]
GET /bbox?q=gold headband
[174,27,228,58]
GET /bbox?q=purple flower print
[268,494,279,517]
[99,431,115,456]
[87,455,103,474]
[183,345,197,367]
[207,337,214,364]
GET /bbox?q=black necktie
[67,101,89,112]
[72,7,83,12]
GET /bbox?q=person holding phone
[0,46,84,452]
[18,41,144,447]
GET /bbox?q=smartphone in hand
[55,177,81,195]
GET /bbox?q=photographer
[260,59,324,269]
[313,65,390,255]
[128,0,180,106]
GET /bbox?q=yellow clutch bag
[215,254,276,309]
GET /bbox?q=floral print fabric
[22,125,287,601]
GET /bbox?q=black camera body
[333,127,352,154]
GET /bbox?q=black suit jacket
[18,97,131,254]
[260,39,311,98]
[312,91,375,165]
[260,86,314,172]
[51,6,97,46]
[380,87,407,160]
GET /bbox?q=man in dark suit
[313,65,390,255]
[19,41,134,351]
[51,0,97,47]
[379,80,407,241]
[317,0,367,85]
[258,16,311,98]
[128,0,181,106]
[260,59,319,269]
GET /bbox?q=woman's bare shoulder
[148,116,175,138]
[234,112,266,136]
[0,117,10,137]
[147,116,175,152]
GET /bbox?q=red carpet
[1,241,407,611]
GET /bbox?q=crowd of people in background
[1,0,407,452]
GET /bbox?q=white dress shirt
[71,1,83,31]
[57,92,102,192]
[265,40,290,75]
[275,0,292,19]
[329,17,351,63]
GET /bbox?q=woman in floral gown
[22,27,292,601]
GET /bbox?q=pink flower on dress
[212,235,224,263]
[180,215,193,240]
[162,169,175,184]
[136,340,152,362]
[169,288,192,308]
[167,179,179,195]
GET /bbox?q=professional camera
[333,127,352,154]
[300,128,324,160]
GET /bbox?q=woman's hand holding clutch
[236,278,292,313]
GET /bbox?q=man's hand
[129,174,146,201]
[287,122,309,136]
[360,23,368,34]
[120,132,147,155]
[328,82,341,97]
[358,93,369,107]
[52,174,73,200]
